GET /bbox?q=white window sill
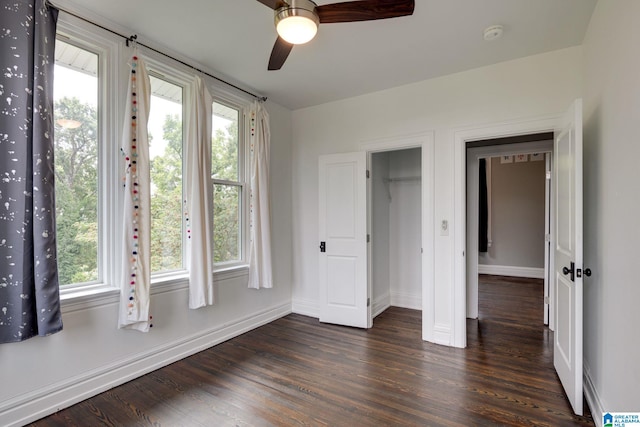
[59,266,249,314]
[60,284,120,313]
[214,264,249,281]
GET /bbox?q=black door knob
[562,262,575,281]
[584,268,592,277]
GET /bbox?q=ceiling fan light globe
[277,16,317,44]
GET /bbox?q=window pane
[149,76,183,273]
[54,39,99,286]
[213,184,240,263]
[211,103,238,181]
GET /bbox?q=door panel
[327,256,357,306]
[553,99,583,416]
[319,152,369,328]
[555,275,573,365]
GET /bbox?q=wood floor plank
[30,275,594,426]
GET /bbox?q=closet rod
[47,1,267,102]
[384,176,421,183]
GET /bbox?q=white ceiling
[59,0,597,110]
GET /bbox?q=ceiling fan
[256,0,415,70]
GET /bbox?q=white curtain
[118,49,152,332]
[248,101,273,289]
[185,77,214,308]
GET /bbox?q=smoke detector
[483,25,504,41]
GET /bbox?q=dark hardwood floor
[31,275,594,426]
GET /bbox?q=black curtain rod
[47,1,267,102]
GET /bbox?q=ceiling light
[275,0,319,45]
[56,119,82,129]
[483,25,504,41]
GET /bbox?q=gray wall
[582,0,640,416]
[479,156,546,269]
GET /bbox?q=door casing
[453,115,559,348]
[360,132,435,341]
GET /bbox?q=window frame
[211,96,250,271]
[145,62,191,278]
[56,14,120,297]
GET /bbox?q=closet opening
[370,147,422,321]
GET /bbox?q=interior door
[553,99,584,415]
[544,153,552,327]
[319,152,369,328]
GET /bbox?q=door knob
[562,262,575,282]
[584,268,592,277]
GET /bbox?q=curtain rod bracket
[126,34,138,47]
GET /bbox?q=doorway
[370,148,422,318]
[466,137,554,328]
[318,132,434,339]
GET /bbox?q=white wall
[291,46,583,345]
[371,152,391,315]
[582,0,640,421]
[388,149,422,309]
[0,100,293,426]
[479,156,546,273]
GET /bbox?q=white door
[319,152,369,328]
[544,153,552,327]
[553,99,584,415]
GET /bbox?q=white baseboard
[291,297,319,318]
[433,323,452,346]
[584,363,604,427]
[372,293,391,318]
[1,303,291,427]
[478,264,545,279]
[390,291,421,310]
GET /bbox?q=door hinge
[367,297,370,307]
[367,234,370,243]
[545,234,551,242]
[366,170,370,178]
[546,171,551,180]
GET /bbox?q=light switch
[441,219,449,236]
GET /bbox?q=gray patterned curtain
[0,0,63,343]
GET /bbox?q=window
[211,101,245,266]
[52,14,254,302]
[148,75,184,274]
[53,39,100,286]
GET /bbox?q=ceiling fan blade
[268,37,294,70]
[317,0,415,24]
[255,0,287,10]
